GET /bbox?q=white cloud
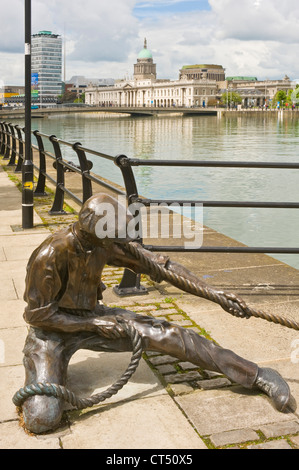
[210,0,299,44]
[1,0,299,86]
[138,0,299,79]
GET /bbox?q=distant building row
[85,39,295,109]
[1,35,296,109]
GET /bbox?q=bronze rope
[125,242,299,332]
[12,322,143,409]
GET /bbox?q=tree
[286,85,299,107]
[221,91,242,108]
[58,91,77,103]
[273,90,287,108]
[74,93,85,104]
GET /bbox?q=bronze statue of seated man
[20,193,292,434]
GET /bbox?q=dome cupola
[138,38,153,60]
[134,38,156,81]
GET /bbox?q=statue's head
[76,193,135,246]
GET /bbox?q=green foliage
[221,91,242,106]
[58,91,77,103]
[74,93,85,104]
[286,85,299,107]
[272,90,287,107]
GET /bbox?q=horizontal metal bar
[32,141,125,195]
[41,172,56,186]
[140,199,299,209]
[32,144,55,160]
[86,173,126,195]
[143,245,299,254]
[129,159,299,169]
[34,131,115,162]
[78,146,116,161]
[34,132,73,148]
[60,185,82,206]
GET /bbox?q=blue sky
[1,0,299,86]
[134,0,211,17]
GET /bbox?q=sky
[1,0,299,86]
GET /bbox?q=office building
[31,31,62,105]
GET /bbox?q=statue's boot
[254,367,294,412]
[132,318,296,414]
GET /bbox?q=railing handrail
[34,131,117,162]
[128,158,299,169]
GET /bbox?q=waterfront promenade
[1,158,299,450]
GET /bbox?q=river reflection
[13,112,299,268]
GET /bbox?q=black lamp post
[22,0,34,229]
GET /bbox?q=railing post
[49,135,66,215]
[33,131,47,196]
[3,123,11,160]
[0,122,5,156]
[113,154,147,297]
[72,142,93,202]
[15,126,24,173]
[7,124,17,166]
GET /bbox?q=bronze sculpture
[17,193,293,434]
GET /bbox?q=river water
[15,111,299,269]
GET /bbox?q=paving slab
[0,299,26,328]
[0,421,62,449]
[175,299,299,364]
[175,386,296,436]
[0,326,28,366]
[175,357,299,441]
[210,428,259,447]
[0,278,18,302]
[1,233,49,261]
[290,435,299,447]
[247,439,293,449]
[259,421,299,439]
[61,394,207,449]
[0,365,25,422]
[67,350,168,404]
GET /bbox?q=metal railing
[117,156,299,253]
[1,121,299,296]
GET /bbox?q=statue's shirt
[23,224,168,325]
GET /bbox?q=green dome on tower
[138,38,153,59]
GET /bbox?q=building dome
[138,48,152,59]
[138,38,152,60]
[134,38,156,80]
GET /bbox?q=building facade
[32,31,62,105]
[64,76,115,101]
[85,40,295,109]
[179,64,225,81]
[85,40,219,108]
[224,75,295,107]
[0,86,25,107]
